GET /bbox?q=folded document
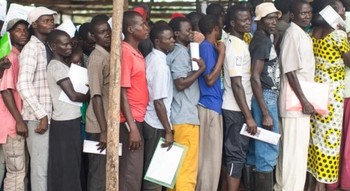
[83,140,122,156]
[240,124,280,145]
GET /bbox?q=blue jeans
[246,89,279,172]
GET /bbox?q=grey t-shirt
[47,60,81,121]
[249,30,280,90]
[167,43,200,125]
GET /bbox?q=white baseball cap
[28,7,57,25]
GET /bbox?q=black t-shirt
[249,30,280,90]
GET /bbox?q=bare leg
[304,172,316,191]
[227,175,240,191]
[315,181,326,191]
[218,166,227,191]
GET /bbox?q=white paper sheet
[0,0,7,21]
[144,138,187,188]
[190,42,199,71]
[1,3,34,36]
[83,140,122,156]
[240,123,281,145]
[108,17,112,28]
[286,81,329,115]
[320,5,346,29]
[56,19,77,38]
[58,64,88,106]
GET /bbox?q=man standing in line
[0,18,29,191]
[167,17,205,191]
[85,15,111,191]
[17,7,56,191]
[196,14,225,191]
[222,5,258,191]
[247,2,281,190]
[275,1,315,191]
[142,24,175,191]
[120,11,149,191]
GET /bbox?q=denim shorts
[246,89,279,172]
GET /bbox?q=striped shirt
[17,35,52,121]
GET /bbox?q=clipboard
[144,138,188,189]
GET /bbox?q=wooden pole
[124,0,129,12]
[106,0,124,190]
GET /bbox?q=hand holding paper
[144,138,187,188]
[59,64,89,106]
[240,124,281,145]
[286,81,329,115]
[190,42,199,71]
[319,5,346,30]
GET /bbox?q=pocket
[4,137,25,172]
[263,92,277,106]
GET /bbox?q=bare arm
[285,72,315,114]
[204,42,225,86]
[0,58,11,79]
[250,59,273,130]
[120,87,142,151]
[58,78,90,102]
[174,58,206,91]
[154,99,173,150]
[1,90,28,137]
[92,95,107,152]
[231,77,257,135]
[343,51,350,67]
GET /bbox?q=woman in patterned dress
[306,0,350,191]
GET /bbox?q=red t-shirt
[120,41,149,122]
[0,47,21,143]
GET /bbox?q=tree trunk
[106,0,124,190]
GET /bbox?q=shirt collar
[94,44,110,57]
[175,43,188,49]
[151,48,167,59]
[11,46,20,55]
[122,41,143,59]
[30,35,45,46]
[290,22,308,34]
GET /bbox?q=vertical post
[106,0,124,190]
[124,0,129,12]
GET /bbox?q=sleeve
[169,48,190,80]
[17,44,47,119]
[49,61,69,83]
[121,46,133,88]
[88,53,104,97]
[200,43,216,76]
[334,30,350,54]
[0,52,16,91]
[150,65,170,100]
[280,32,303,74]
[225,38,244,77]
[250,35,271,61]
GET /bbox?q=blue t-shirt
[198,40,224,114]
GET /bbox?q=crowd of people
[0,0,350,191]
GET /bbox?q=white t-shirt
[222,35,252,111]
[144,49,173,129]
[47,60,81,121]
